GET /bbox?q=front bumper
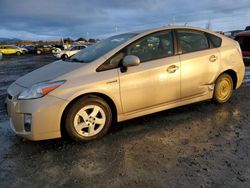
[6,90,66,141]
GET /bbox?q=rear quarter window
[207,34,222,48]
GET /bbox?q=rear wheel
[65,96,112,142]
[16,51,21,56]
[213,73,233,104]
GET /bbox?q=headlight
[18,81,65,100]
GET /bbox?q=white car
[54,45,87,59]
[19,47,28,54]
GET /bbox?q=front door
[119,30,181,113]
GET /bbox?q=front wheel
[65,96,112,142]
[213,73,233,104]
[16,51,21,56]
[61,54,68,60]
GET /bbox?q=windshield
[68,33,138,63]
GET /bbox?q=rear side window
[235,36,250,52]
[177,30,209,53]
[207,33,222,48]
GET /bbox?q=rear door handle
[167,65,179,73]
[209,55,217,62]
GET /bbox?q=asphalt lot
[0,54,250,187]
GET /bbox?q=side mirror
[122,55,140,67]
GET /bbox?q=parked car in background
[35,45,57,54]
[6,26,245,142]
[54,45,87,59]
[23,45,37,54]
[224,30,243,39]
[245,26,250,31]
[235,31,250,64]
[19,47,28,54]
[0,45,24,55]
[52,44,65,50]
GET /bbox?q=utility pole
[206,19,212,30]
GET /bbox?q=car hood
[15,60,84,88]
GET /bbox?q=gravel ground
[0,55,250,188]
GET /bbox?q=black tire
[213,73,233,104]
[16,51,21,56]
[65,95,112,142]
[61,54,68,60]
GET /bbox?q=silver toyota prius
[6,26,245,142]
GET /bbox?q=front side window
[127,31,173,62]
[97,30,174,71]
[69,33,138,63]
[177,30,209,53]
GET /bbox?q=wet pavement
[0,55,250,187]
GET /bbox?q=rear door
[176,29,221,98]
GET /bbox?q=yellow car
[0,45,23,55]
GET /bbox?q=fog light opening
[24,114,32,132]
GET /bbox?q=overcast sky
[0,0,250,40]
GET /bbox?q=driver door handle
[167,65,179,73]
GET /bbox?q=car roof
[123,25,223,38]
